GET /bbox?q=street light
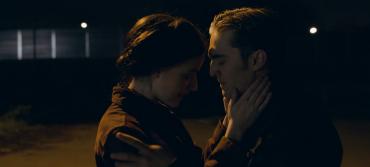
[309,26,318,34]
[81,22,88,29]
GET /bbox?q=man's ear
[249,49,267,71]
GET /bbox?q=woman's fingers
[223,97,229,112]
[238,76,266,104]
[254,81,271,107]
[258,92,272,111]
[248,78,269,104]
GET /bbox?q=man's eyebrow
[208,48,225,60]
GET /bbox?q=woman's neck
[128,78,155,100]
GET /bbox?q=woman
[95,14,206,167]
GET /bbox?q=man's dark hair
[210,7,285,71]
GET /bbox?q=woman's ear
[249,49,268,71]
[151,71,161,81]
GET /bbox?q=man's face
[208,29,255,99]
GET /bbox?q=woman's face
[151,56,204,108]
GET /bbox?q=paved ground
[0,124,96,167]
[334,119,370,167]
[0,117,369,167]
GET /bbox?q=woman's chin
[166,103,178,109]
[163,99,181,109]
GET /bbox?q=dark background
[0,0,370,123]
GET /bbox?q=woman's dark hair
[116,14,206,85]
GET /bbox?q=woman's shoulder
[97,104,143,140]
[95,104,148,156]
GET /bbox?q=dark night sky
[0,0,369,31]
[1,0,370,119]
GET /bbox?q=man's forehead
[210,30,235,46]
[209,30,235,53]
[212,29,235,40]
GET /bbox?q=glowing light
[81,22,88,29]
[309,26,318,34]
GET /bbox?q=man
[107,7,343,167]
[202,7,343,167]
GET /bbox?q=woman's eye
[218,60,225,66]
[182,74,191,80]
[182,71,198,81]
